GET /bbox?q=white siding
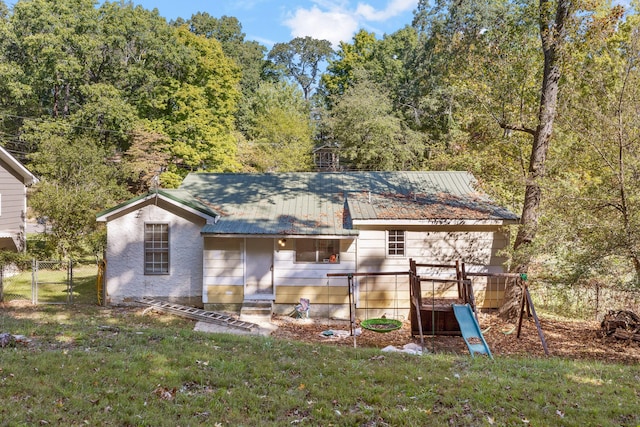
[202,237,356,316]
[273,239,356,288]
[104,202,205,304]
[0,159,28,251]
[355,227,509,271]
[202,237,244,299]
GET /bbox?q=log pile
[600,310,640,342]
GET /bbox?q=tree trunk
[500,0,572,319]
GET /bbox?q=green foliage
[328,70,426,170]
[268,36,334,100]
[541,7,640,286]
[24,120,128,258]
[122,128,171,194]
[0,249,30,269]
[321,29,377,102]
[0,0,247,257]
[159,26,241,172]
[239,81,314,172]
[185,13,267,95]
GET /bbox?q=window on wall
[388,230,405,257]
[145,223,169,274]
[295,239,339,263]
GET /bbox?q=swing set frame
[328,260,549,355]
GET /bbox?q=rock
[0,332,16,348]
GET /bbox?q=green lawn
[1,262,99,305]
[0,304,638,426]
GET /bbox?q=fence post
[31,259,36,305]
[68,260,74,304]
[0,266,4,303]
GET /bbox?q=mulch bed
[270,311,640,364]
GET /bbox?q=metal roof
[179,171,518,236]
[96,189,219,221]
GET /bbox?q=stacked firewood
[600,310,640,341]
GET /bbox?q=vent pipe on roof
[368,191,371,203]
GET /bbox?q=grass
[1,304,638,426]
[2,262,99,305]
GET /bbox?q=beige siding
[205,284,244,304]
[202,237,357,317]
[354,227,511,311]
[202,226,510,314]
[275,285,349,305]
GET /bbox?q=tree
[69,83,139,152]
[321,29,377,103]
[24,120,128,257]
[184,13,267,95]
[413,0,578,316]
[544,5,638,286]
[10,0,99,118]
[328,70,425,171]
[238,81,314,172]
[182,12,270,142]
[0,2,31,152]
[268,36,334,100]
[159,26,241,172]
[122,128,172,193]
[510,0,572,259]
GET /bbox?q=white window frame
[387,230,406,257]
[144,223,169,275]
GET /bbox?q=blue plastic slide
[452,304,493,359]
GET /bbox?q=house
[0,146,38,252]
[96,172,518,319]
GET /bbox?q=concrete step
[240,300,273,322]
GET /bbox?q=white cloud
[356,0,416,22]
[284,5,360,47]
[283,0,417,47]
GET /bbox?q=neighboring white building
[97,172,518,317]
[0,146,38,252]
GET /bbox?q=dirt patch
[270,312,640,364]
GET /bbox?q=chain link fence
[1,260,74,305]
[532,282,640,321]
[0,264,32,304]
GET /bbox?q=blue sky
[130,0,419,48]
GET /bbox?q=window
[295,239,339,263]
[388,230,405,257]
[145,223,169,274]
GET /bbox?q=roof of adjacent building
[179,171,518,236]
[0,145,38,185]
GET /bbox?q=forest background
[1,0,639,307]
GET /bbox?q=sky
[130,0,419,48]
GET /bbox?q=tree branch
[499,122,537,136]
